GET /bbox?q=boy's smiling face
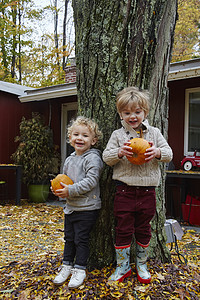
[120,103,145,130]
[69,124,97,155]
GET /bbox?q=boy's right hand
[54,182,69,198]
[50,180,69,198]
[118,142,132,158]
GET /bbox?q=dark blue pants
[114,185,156,246]
[63,210,99,268]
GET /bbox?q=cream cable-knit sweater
[103,120,173,187]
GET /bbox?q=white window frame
[184,87,200,155]
[61,102,78,170]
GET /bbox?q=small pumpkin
[51,174,73,192]
[126,138,150,165]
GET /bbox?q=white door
[61,102,78,170]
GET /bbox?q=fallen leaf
[155,271,165,280]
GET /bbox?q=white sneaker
[68,268,86,288]
[53,264,72,285]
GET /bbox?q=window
[184,88,200,155]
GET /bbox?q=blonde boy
[103,87,173,284]
[53,116,103,288]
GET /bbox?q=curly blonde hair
[116,86,150,118]
[67,116,102,146]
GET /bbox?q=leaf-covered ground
[0,203,199,299]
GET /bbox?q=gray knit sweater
[102,120,173,187]
[63,148,103,214]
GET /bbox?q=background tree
[72,0,178,268]
[10,3,17,79]
[172,0,200,62]
[3,0,199,86]
[63,0,71,70]
[0,0,34,82]
[53,0,59,65]
[0,0,74,86]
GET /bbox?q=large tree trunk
[72,0,178,268]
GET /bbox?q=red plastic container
[181,195,200,226]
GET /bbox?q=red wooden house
[1,58,200,222]
[0,79,77,201]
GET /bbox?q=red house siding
[167,77,200,219]
[0,92,47,163]
[168,77,200,169]
[0,90,77,201]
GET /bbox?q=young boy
[52,116,103,288]
[103,87,173,284]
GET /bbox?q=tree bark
[72,0,178,268]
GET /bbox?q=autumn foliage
[172,0,200,62]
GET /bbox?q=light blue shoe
[108,245,131,282]
[136,242,151,284]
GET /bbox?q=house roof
[0,81,34,96]
[1,58,199,101]
[168,58,200,81]
[19,58,199,102]
[19,83,77,103]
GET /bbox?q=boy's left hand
[144,141,161,162]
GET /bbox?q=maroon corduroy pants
[114,185,156,246]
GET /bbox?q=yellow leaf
[187,230,196,233]
[110,291,123,298]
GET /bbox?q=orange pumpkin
[51,174,73,192]
[126,138,150,165]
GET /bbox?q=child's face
[120,103,145,130]
[69,124,97,155]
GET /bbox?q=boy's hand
[145,141,161,161]
[50,180,57,196]
[118,141,132,158]
[50,182,69,198]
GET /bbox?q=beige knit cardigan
[102,120,173,187]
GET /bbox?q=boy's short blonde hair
[67,116,102,146]
[116,86,150,118]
